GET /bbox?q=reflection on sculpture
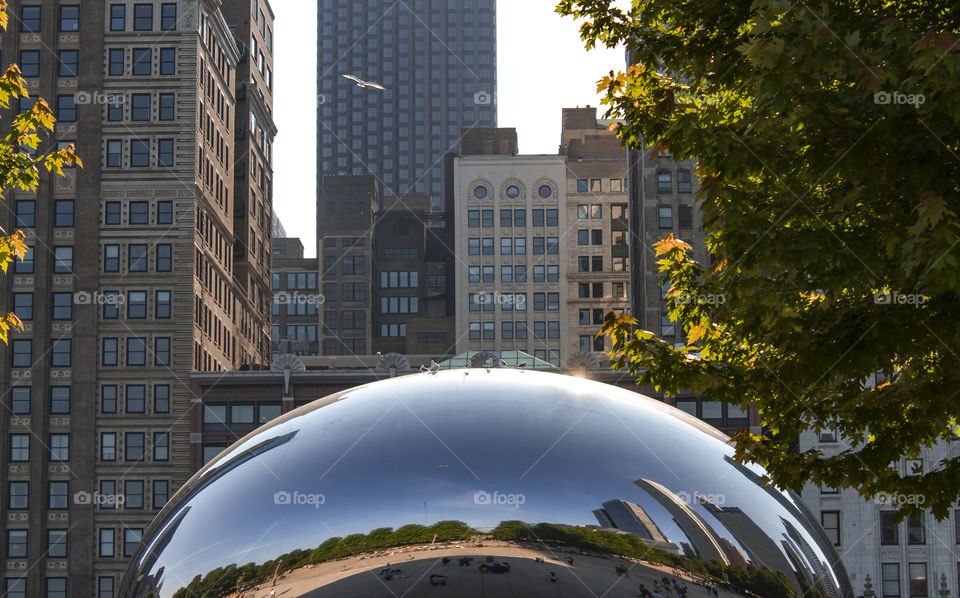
[120,370,852,597]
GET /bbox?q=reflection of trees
[170,520,797,598]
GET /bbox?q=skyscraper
[316,0,497,216]
[0,1,274,593]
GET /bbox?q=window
[481,210,493,226]
[101,385,118,413]
[546,209,559,226]
[481,238,494,255]
[126,338,146,365]
[159,48,176,75]
[131,139,150,167]
[99,577,115,598]
[160,3,177,30]
[532,210,544,227]
[658,172,672,193]
[21,5,41,32]
[133,3,153,30]
[500,238,512,255]
[12,340,32,368]
[110,4,126,30]
[54,200,74,227]
[108,49,125,76]
[589,179,601,192]
[515,266,526,282]
[678,170,693,192]
[882,563,900,597]
[49,387,70,414]
[533,293,545,311]
[610,178,623,192]
[880,511,899,545]
[125,433,145,461]
[514,210,526,227]
[821,511,840,545]
[548,321,560,339]
[102,338,118,366]
[129,245,148,271]
[57,95,77,122]
[125,385,145,413]
[11,387,30,414]
[469,322,480,340]
[100,433,116,461]
[546,237,559,254]
[47,578,67,598]
[99,529,115,558]
[578,230,589,245]
[908,563,926,597]
[50,434,69,461]
[7,529,27,558]
[154,385,170,413]
[577,179,588,192]
[661,315,675,337]
[124,528,143,557]
[159,93,175,121]
[131,94,151,121]
[158,139,174,166]
[591,230,603,245]
[658,206,673,228]
[13,293,33,321]
[500,209,512,227]
[15,200,35,227]
[8,482,28,510]
[907,514,925,545]
[468,210,479,227]
[534,321,546,339]
[155,338,171,366]
[10,435,29,462]
[125,480,144,509]
[49,481,69,510]
[678,205,693,229]
[516,322,527,339]
[52,339,72,367]
[155,290,171,319]
[132,48,152,77]
[14,247,33,273]
[156,244,172,271]
[153,480,170,509]
[54,247,73,273]
[483,322,495,339]
[20,50,40,78]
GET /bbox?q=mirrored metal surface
[120,370,852,597]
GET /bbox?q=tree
[0,1,82,343]
[556,0,960,517]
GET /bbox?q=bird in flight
[341,74,386,90]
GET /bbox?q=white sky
[271,0,626,257]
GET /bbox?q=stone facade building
[0,1,275,594]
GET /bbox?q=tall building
[799,426,960,597]
[593,499,669,544]
[316,0,497,212]
[0,1,273,594]
[559,107,631,365]
[271,237,320,357]
[453,151,569,366]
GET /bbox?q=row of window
[101,336,172,367]
[104,138,176,168]
[579,334,607,353]
[468,321,561,340]
[109,3,178,32]
[13,290,171,321]
[576,204,628,220]
[202,403,282,431]
[468,237,560,255]
[469,264,560,283]
[657,171,694,194]
[12,199,72,228]
[471,183,555,201]
[322,200,368,216]
[658,205,695,229]
[575,178,627,194]
[380,271,419,288]
[322,309,366,331]
[6,478,168,511]
[468,292,560,311]
[18,46,177,80]
[322,236,365,249]
[877,561,935,597]
[322,255,366,276]
[271,271,319,291]
[272,325,318,343]
[98,431,168,462]
[467,209,558,228]
[103,243,173,273]
[18,4,82,32]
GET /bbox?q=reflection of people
[429,574,448,586]
[549,571,558,583]
[565,556,573,565]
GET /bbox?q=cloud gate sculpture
[120,369,852,597]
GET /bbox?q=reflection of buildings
[633,479,730,564]
[699,499,796,582]
[593,499,680,553]
[781,517,841,598]
[594,500,668,543]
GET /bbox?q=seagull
[517,362,527,370]
[499,359,508,368]
[419,365,428,372]
[341,74,386,90]
[484,357,495,368]
[429,360,441,371]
